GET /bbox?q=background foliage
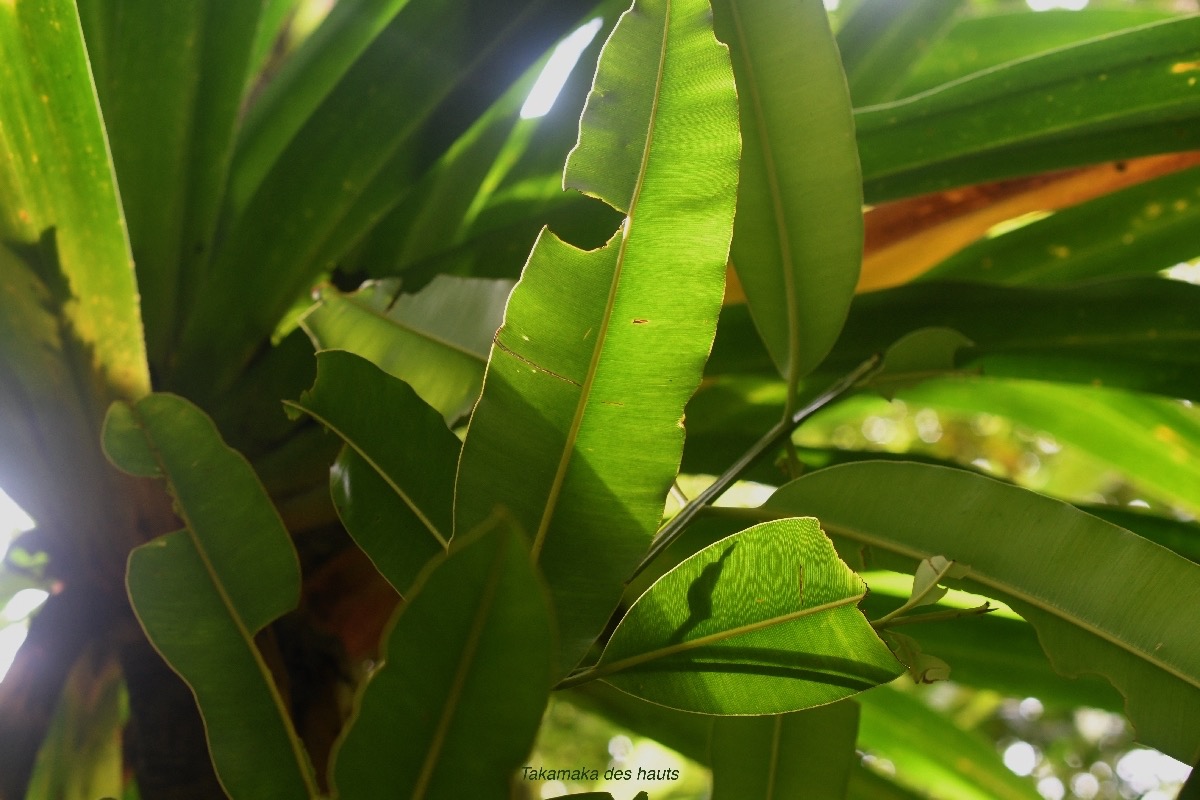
[1,0,1199,798]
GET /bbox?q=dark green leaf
[78,1,264,369]
[286,350,457,594]
[827,279,1200,401]
[712,0,863,394]
[761,461,1200,762]
[331,515,553,799]
[456,0,740,673]
[583,519,902,714]
[103,394,317,798]
[176,0,597,396]
[856,16,1200,202]
[711,701,860,800]
[300,276,513,423]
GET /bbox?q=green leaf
[895,377,1200,516]
[827,279,1200,401]
[856,16,1200,203]
[899,8,1179,97]
[24,647,123,800]
[176,0,598,396]
[923,165,1200,285]
[300,276,513,423]
[711,701,860,800]
[712,0,862,397]
[102,394,317,798]
[455,0,740,673]
[229,0,413,216]
[759,461,1200,762]
[858,686,1042,800]
[579,519,902,714]
[285,350,457,594]
[331,514,553,799]
[909,555,968,609]
[857,587,1122,709]
[836,0,965,106]
[869,326,975,400]
[0,0,150,402]
[77,1,265,369]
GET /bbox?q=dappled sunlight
[0,487,38,684]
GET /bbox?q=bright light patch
[0,623,29,683]
[1027,0,1089,9]
[520,18,604,119]
[0,487,35,563]
[2,589,49,623]
[824,0,841,9]
[1003,741,1039,776]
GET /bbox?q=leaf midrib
[411,534,509,798]
[128,403,319,797]
[306,288,487,365]
[282,400,449,548]
[530,0,673,561]
[587,594,862,683]
[725,0,801,409]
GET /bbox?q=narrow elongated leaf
[0,0,150,402]
[836,0,965,106]
[301,276,513,422]
[286,350,457,594]
[77,1,264,369]
[712,0,862,394]
[899,8,1178,97]
[455,0,740,672]
[583,519,902,714]
[176,0,596,395]
[102,394,317,798]
[24,648,123,800]
[825,279,1200,401]
[712,701,860,800]
[331,517,553,799]
[858,686,1042,800]
[895,377,1200,516]
[231,0,414,215]
[857,16,1200,203]
[923,165,1200,285]
[758,461,1200,762]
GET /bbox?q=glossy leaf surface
[301,276,513,422]
[456,0,740,672]
[711,701,860,799]
[856,16,1200,202]
[286,350,457,594]
[711,0,862,393]
[763,462,1200,761]
[331,517,553,799]
[103,394,316,798]
[590,519,902,714]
